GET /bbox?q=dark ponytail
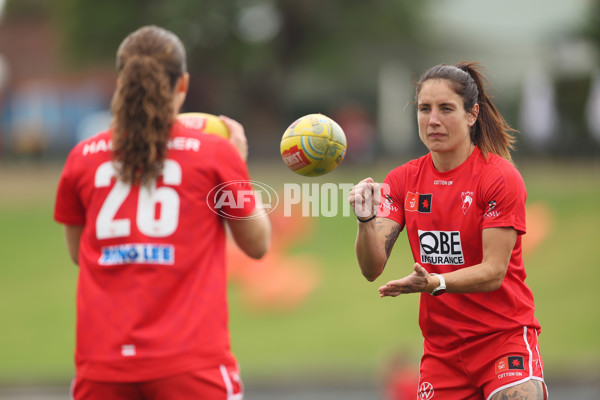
[111,25,187,184]
[417,62,517,162]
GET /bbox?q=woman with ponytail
[350,62,547,399]
[54,25,270,399]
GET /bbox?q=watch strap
[430,273,446,296]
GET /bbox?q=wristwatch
[430,273,446,296]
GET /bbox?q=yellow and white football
[177,112,229,139]
[280,114,347,177]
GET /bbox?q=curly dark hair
[110,25,187,184]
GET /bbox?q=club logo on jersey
[484,200,500,219]
[495,356,525,377]
[99,243,175,265]
[418,230,464,265]
[405,192,433,213]
[461,191,474,215]
[418,381,435,400]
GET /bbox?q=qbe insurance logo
[418,230,465,265]
[207,180,392,220]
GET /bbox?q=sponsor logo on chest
[418,230,465,265]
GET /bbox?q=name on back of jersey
[418,230,465,265]
[82,137,200,156]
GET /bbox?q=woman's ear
[467,103,479,127]
[177,73,190,94]
[173,73,190,115]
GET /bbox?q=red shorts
[417,326,546,400]
[71,364,243,400]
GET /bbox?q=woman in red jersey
[54,25,270,400]
[349,62,547,400]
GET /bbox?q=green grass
[517,161,600,374]
[0,160,599,385]
[0,204,77,383]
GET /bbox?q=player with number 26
[54,25,270,400]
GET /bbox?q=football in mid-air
[177,112,229,138]
[280,114,347,177]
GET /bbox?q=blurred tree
[22,0,429,156]
[582,0,600,48]
[4,0,53,18]
[53,0,158,68]
[49,0,425,72]
[558,0,600,155]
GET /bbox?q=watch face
[432,288,446,296]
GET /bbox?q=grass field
[0,158,599,386]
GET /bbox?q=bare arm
[226,208,271,259]
[442,226,516,293]
[63,225,84,265]
[355,217,401,281]
[350,177,402,281]
[379,227,516,296]
[218,115,270,258]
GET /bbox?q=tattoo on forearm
[384,225,402,257]
[490,380,544,400]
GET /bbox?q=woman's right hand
[219,115,248,161]
[349,177,381,220]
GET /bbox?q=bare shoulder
[490,379,546,400]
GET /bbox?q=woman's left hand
[378,263,432,297]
